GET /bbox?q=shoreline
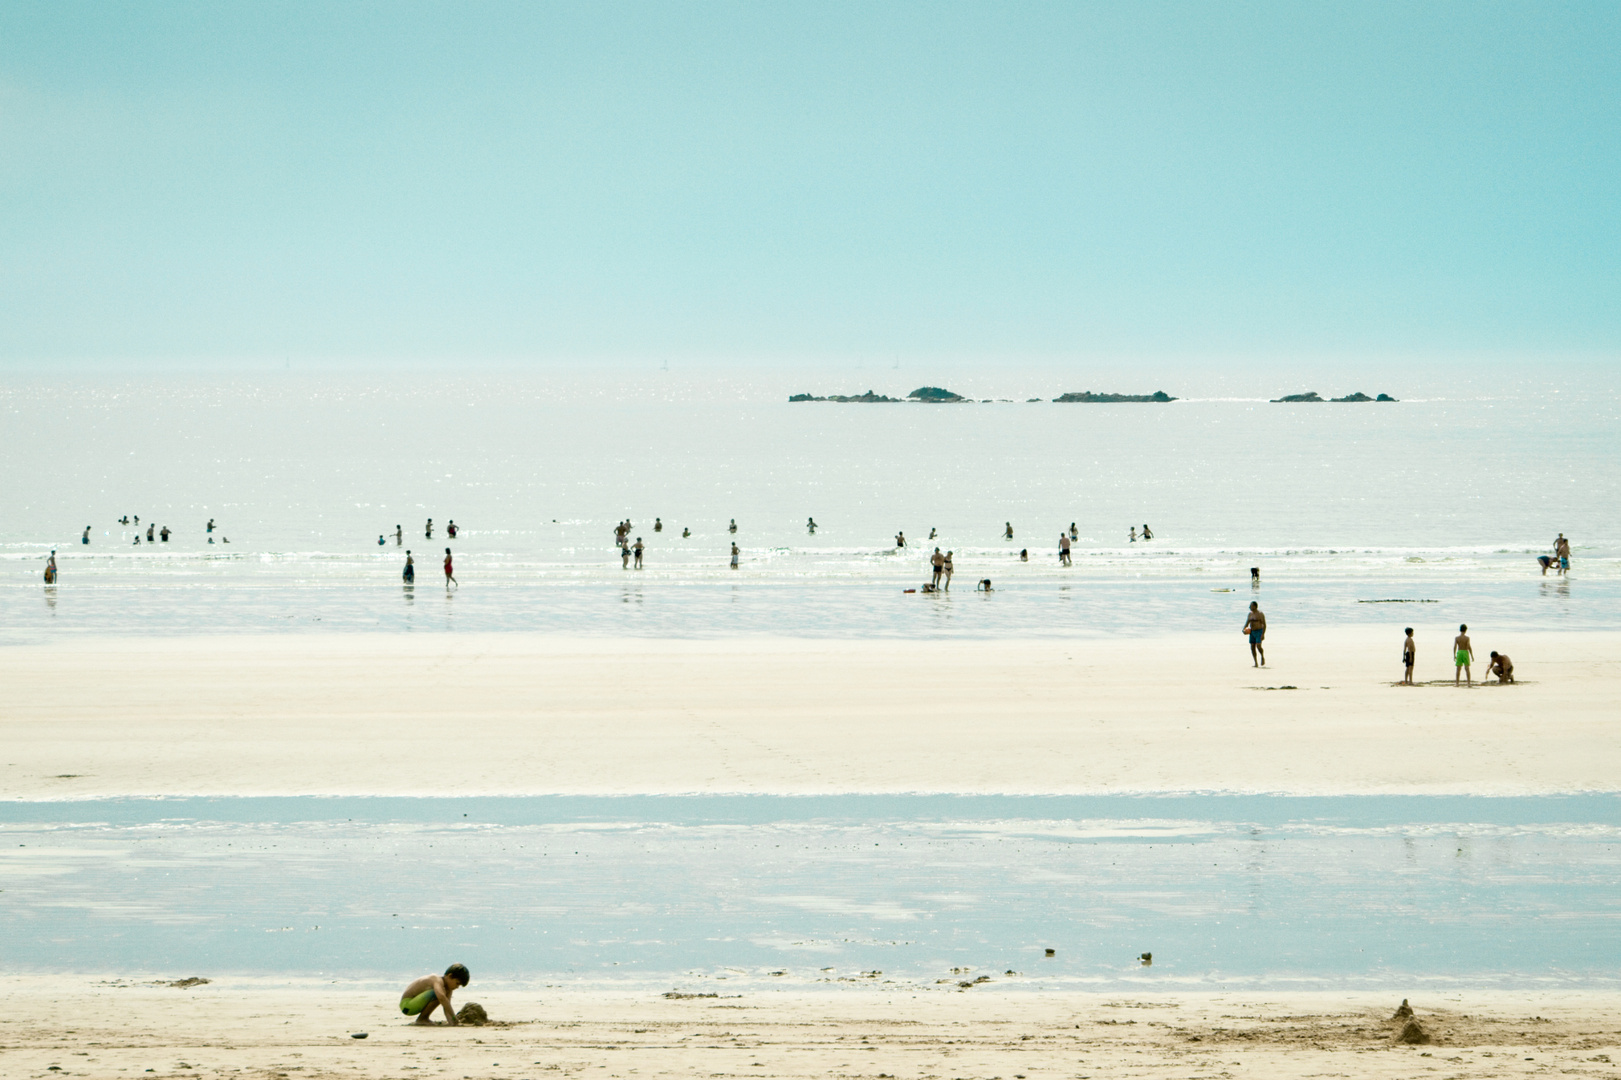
[3,629,1617,800]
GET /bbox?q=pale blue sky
[1,1,1617,368]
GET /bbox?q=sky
[1,1,1618,371]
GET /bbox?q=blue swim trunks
[1248,630,1264,644]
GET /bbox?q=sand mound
[1392,998,1413,1019]
[455,1002,488,1026]
[1396,1017,1429,1044]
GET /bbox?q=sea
[2,368,1618,990]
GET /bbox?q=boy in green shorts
[399,964,469,1025]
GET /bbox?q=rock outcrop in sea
[908,386,966,402]
[1053,390,1176,403]
[1272,391,1399,402]
[788,387,967,403]
[788,390,900,403]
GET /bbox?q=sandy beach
[7,977,1620,1080]
[2,628,1616,799]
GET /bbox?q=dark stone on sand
[1393,998,1414,1019]
[455,1002,488,1025]
[1053,390,1175,403]
[909,386,966,402]
[663,991,721,999]
[350,1032,368,1039]
[1396,1017,1430,1044]
[1271,391,1325,402]
[162,977,210,989]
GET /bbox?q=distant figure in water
[425,518,434,539]
[395,525,403,545]
[1142,524,1153,540]
[1487,651,1514,683]
[621,540,631,568]
[44,550,57,584]
[1069,522,1078,541]
[942,551,954,589]
[976,578,993,591]
[1401,627,1416,685]
[207,518,215,534]
[160,525,170,542]
[729,519,738,534]
[1243,602,1266,667]
[1004,522,1013,540]
[133,515,139,525]
[403,551,415,583]
[682,527,691,538]
[1555,533,1570,575]
[806,517,817,535]
[931,547,944,588]
[443,548,457,588]
[633,537,644,569]
[1019,548,1028,562]
[447,521,457,539]
[1129,526,1137,543]
[82,526,91,545]
[120,516,129,525]
[928,526,937,540]
[134,532,142,545]
[895,531,906,548]
[1453,624,1473,685]
[1251,566,1261,585]
[378,534,385,546]
[1537,555,1556,575]
[654,518,663,532]
[1058,533,1071,566]
[730,542,740,569]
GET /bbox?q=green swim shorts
[1455,650,1470,666]
[400,988,438,1016]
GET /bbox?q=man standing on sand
[1453,624,1473,685]
[1242,602,1266,667]
[1059,533,1071,566]
[399,964,469,1025]
[931,547,944,588]
[1401,627,1416,685]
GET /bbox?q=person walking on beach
[403,551,415,584]
[443,548,457,588]
[633,537,644,569]
[1243,602,1266,667]
[1486,651,1514,683]
[399,964,469,1026]
[1453,624,1474,685]
[730,542,740,569]
[943,551,954,590]
[1401,627,1416,685]
[931,547,944,588]
[1058,533,1072,566]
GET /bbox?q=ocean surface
[3,795,1618,990]
[2,373,1617,641]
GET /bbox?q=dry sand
[6,978,1619,1080]
[3,628,1617,798]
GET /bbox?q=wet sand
[3,629,1617,798]
[6,978,1619,1080]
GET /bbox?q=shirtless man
[1486,651,1514,683]
[1004,522,1013,540]
[1058,533,1071,566]
[1453,624,1474,685]
[1401,627,1416,685]
[399,964,469,1025]
[1555,534,1570,575]
[930,548,944,588]
[895,531,906,549]
[1242,602,1266,667]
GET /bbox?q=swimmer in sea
[896,531,906,549]
[928,527,937,540]
[654,518,663,532]
[207,518,215,533]
[378,535,385,546]
[1453,624,1473,685]
[1129,526,1137,543]
[682,527,691,538]
[1069,522,1078,541]
[1019,548,1028,562]
[1059,533,1071,566]
[425,518,433,539]
[729,519,738,534]
[1486,651,1514,683]
[160,525,170,542]
[403,551,415,583]
[394,525,402,545]
[1242,602,1266,667]
[447,521,457,539]
[443,548,457,588]
[1004,522,1013,540]
[1142,524,1153,540]
[82,526,91,545]
[633,537,644,569]
[931,548,944,588]
[942,551,954,590]
[44,550,57,585]
[621,541,631,569]
[399,964,469,1026]
[730,542,740,569]
[1401,627,1416,685]
[807,517,816,535]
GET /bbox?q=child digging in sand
[399,964,469,1025]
